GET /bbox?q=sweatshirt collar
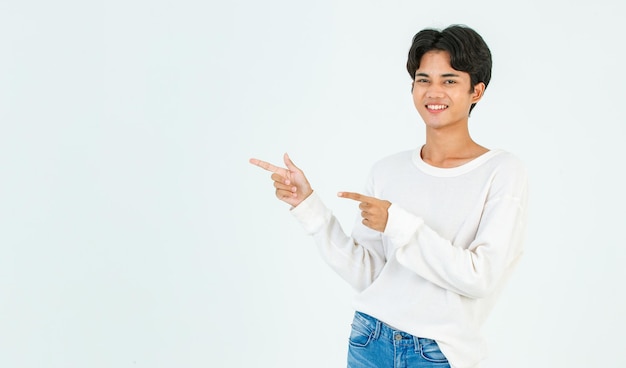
[411,146,503,177]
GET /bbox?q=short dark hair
[406,25,492,114]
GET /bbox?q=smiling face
[412,50,485,131]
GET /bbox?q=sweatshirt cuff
[290,191,331,234]
[383,204,424,248]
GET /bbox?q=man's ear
[471,82,486,103]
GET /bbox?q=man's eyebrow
[414,72,461,78]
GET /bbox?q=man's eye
[415,79,429,83]
[444,80,457,84]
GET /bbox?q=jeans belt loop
[373,318,382,340]
[413,336,421,353]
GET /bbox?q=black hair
[406,25,492,114]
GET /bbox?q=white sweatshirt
[290,148,528,368]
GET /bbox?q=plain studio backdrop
[1,0,624,367]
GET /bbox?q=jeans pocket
[419,338,448,363]
[348,312,376,348]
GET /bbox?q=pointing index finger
[249,158,288,176]
[338,191,371,203]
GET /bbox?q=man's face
[412,50,484,130]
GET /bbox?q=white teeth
[427,104,447,110]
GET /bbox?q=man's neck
[421,129,488,168]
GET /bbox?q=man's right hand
[249,153,313,207]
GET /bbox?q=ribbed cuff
[290,192,331,234]
[383,204,424,249]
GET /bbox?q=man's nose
[426,85,445,98]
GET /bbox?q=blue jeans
[347,311,450,368]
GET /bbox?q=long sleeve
[383,160,528,299]
[290,192,387,291]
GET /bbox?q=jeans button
[394,334,402,341]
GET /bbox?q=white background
[1,0,625,367]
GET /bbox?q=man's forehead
[415,52,468,77]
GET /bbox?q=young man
[250,25,528,368]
